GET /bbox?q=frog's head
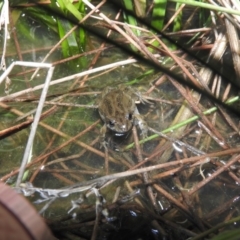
[106,112,134,135]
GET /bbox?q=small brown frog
[97,85,148,146]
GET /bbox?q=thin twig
[16,66,55,186]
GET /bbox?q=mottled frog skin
[98,85,147,143]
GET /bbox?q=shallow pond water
[1,1,240,239]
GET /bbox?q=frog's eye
[108,120,115,127]
[128,113,132,120]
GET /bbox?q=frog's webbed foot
[100,140,108,150]
[134,90,152,105]
[100,124,109,149]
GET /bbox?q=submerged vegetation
[1,0,240,239]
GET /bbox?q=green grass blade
[122,0,141,36]
[169,0,240,16]
[151,0,167,30]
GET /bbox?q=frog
[97,85,148,146]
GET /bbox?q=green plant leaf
[151,0,167,30]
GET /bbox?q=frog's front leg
[134,108,148,138]
[100,124,108,149]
